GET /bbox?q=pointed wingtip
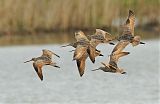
[99,54,104,56]
[92,60,95,63]
[129,10,134,13]
[109,42,115,45]
[80,74,83,77]
[91,69,99,71]
[129,10,134,16]
[122,72,127,74]
[140,42,145,44]
[55,65,60,68]
[40,78,43,81]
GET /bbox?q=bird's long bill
[24,59,32,63]
[49,50,60,58]
[61,44,70,47]
[53,53,60,58]
[69,50,75,52]
[91,69,100,71]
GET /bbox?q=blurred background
[0,0,159,45]
[0,0,159,104]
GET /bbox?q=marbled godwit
[73,45,103,77]
[118,10,145,46]
[87,29,115,63]
[92,51,129,74]
[42,49,60,59]
[24,49,60,81]
[73,31,90,76]
[92,39,130,74]
[61,41,103,56]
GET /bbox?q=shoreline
[0,24,159,36]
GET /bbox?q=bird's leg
[50,62,60,68]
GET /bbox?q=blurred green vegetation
[0,0,159,34]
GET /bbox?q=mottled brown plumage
[24,50,60,81]
[41,49,60,59]
[118,10,145,46]
[73,31,90,76]
[88,29,115,63]
[93,39,130,74]
[92,51,129,74]
[111,40,130,55]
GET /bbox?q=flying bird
[118,10,145,46]
[24,49,60,81]
[92,39,130,74]
[92,51,129,74]
[87,29,115,63]
[72,31,90,76]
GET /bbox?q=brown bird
[61,41,103,56]
[73,31,89,77]
[24,49,60,81]
[92,39,130,74]
[87,29,115,63]
[111,40,130,55]
[92,52,129,74]
[41,49,60,59]
[118,10,145,46]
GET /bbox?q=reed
[0,0,159,34]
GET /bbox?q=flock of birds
[24,10,145,81]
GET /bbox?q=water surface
[0,40,159,104]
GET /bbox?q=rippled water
[0,40,159,104]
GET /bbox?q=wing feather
[33,62,43,81]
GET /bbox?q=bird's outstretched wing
[122,10,135,36]
[128,10,135,35]
[41,49,60,59]
[111,40,130,55]
[90,29,113,46]
[33,61,43,81]
[76,53,87,77]
[73,45,87,60]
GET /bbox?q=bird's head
[131,35,141,46]
[95,29,109,37]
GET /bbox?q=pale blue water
[0,40,159,104]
